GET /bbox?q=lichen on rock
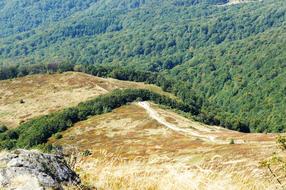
[0,149,80,190]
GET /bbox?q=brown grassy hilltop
[50,102,279,189]
[0,72,169,128]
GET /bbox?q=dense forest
[0,0,285,132]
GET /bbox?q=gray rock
[0,149,80,190]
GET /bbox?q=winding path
[137,101,219,143]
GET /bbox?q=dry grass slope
[50,103,279,190]
[0,72,171,128]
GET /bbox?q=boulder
[0,149,80,190]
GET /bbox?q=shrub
[0,140,16,150]
[55,133,63,139]
[229,139,235,144]
[0,124,8,133]
[136,97,143,102]
[7,130,19,139]
[82,150,92,157]
[35,143,54,153]
[260,136,286,186]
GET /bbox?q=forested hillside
[0,0,285,132]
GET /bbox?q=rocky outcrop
[0,149,80,190]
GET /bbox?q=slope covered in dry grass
[0,72,171,128]
[50,103,279,189]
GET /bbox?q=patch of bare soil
[219,0,259,6]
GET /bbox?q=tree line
[0,88,191,150]
[0,63,251,133]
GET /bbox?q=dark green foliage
[0,140,16,150]
[0,124,8,133]
[0,62,74,80]
[1,0,285,66]
[6,131,19,140]
[171,27,286,132]
[0,0,99,37]
[0,89,191,150]
[82,150,92,157]
[35,143,55,153]
[54,133,63,140]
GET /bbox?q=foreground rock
[0,149,80,190]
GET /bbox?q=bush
[7,130,19,139]
[260,136,286,186]
[0,124,8,133]
[82,150,92,157]
[229,139,235,144]
[136,97,143,102]
[54,133,63,139]
[0,140,16,150]
[35,143,54,153]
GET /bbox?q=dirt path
[137,101,222,143]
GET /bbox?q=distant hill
[0,0,285,132]
[0,72,169,128]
